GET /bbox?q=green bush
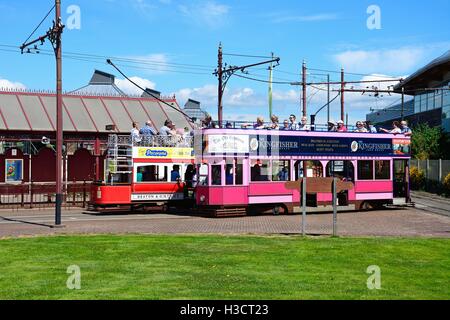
[410,167,425,190]
[443,173,450,196]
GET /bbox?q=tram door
[393,160,409,199]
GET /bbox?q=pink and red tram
[193,129,411,216]
[89,135,195,211]
[89,129,411,216]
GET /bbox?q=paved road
[0,205,449,238]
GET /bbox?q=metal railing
[108,134,194,148]
[0,181,91,209]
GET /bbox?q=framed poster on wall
[5,159,23,183]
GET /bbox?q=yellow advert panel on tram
[132,147,194,159]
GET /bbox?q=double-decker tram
[193,128,412,216]
[89,128,411,216]
[90,135,195,212]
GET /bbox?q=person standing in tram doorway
[171,165,181,182]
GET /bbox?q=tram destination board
[204,134,410,157]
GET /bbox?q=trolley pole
[302,61,307,117]
[401,87,405,121]
[217,43,223,128]
[340,68,345,121]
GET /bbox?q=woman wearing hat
[328,121,338,132]
[337,120,348,132]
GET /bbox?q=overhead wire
[22,4,55,45]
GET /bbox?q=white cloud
[130,0,156,11]
[334,47,425,75]
[122,53,170,75]
[0,77,26,90]
[178,1,230,27]
[333,42,450,75]
[115,76,156,95]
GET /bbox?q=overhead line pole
[55,0,63,226]
[268,52,274,119]
[327,74,330,123]
[21,0,64,226]
[214,44,279,127]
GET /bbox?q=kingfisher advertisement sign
[203,134,410,157]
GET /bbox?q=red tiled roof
[0,90,193,133]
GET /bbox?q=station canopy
[0,70,193,133]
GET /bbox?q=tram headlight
[200,195,206,203]
[97,190,102,199]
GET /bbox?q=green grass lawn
[0,235,449,300]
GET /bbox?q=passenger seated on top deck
[225,122,233,129]
[354,121,368,133]
[280,120,290,131]
[336,120,348,132]
[254,117,266,130]
[140,120,157,137]
[268,115,279,130]
[400,120,413,136]
[160,120,175,136]
[365,121,378,133]
[380,121,402,134]
[289,115,299,131]
[298,116,311,131]
[171,165,181,182]
[241,117,266,130]
[328,121,338,132]
[202,114,219,129]
[131,121,142,145]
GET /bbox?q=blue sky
[0,0,449,124]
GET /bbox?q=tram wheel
[272,206,281,216]
[360,201,373,211]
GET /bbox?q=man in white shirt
[289,115,299,131]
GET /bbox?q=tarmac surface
[0,200,449,238]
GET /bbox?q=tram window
[375,160,390,180]
[251,160,270,182]
[326,161,354,181]
[136,165,168,182]
[358,161,374,180]
[225,164,234,185]
[198,164,208,186]
[235,163,243,185]
[212,165,222,185]
[295,161,323,179]
[272,160,290,181]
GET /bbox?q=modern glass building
[367,50,450,132]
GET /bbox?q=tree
[411,124,450,160]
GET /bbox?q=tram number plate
[131,193,184,201]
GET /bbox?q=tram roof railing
[108,134,194,148]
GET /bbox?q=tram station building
[0,70,193,184]
[366,50,450,132]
